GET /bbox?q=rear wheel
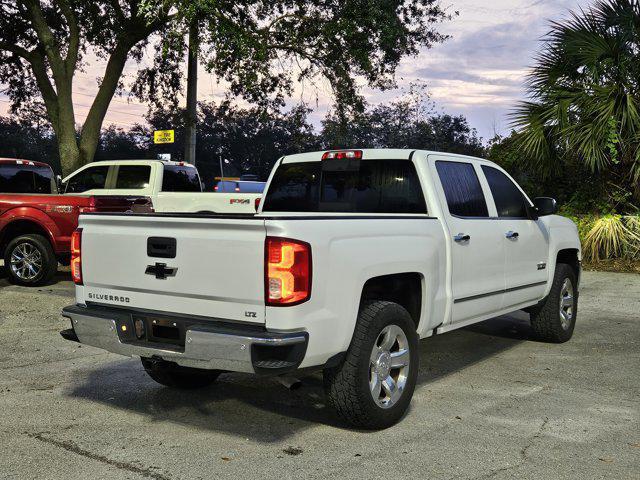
[529,263,578,343]
[3,234,57,286]
[141,358,221,389]
[323,301,419,430]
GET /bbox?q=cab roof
[62,159,197,182]
[280,148,497,166]
[84,159,196,167]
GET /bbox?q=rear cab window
[262,159,427,214]
[162,165,202,192]
[0,163,56,194]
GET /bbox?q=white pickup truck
[62,159,261,213]
[61,149,581,429]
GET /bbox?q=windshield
[0,164,56,194]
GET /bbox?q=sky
[1,0,591,142]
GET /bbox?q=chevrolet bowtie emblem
[145,262,177,280]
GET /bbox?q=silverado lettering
[87,293,131,303]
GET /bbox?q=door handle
[506,231,519,239]
[454,233,471,243]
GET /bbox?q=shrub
[582,215,640,262]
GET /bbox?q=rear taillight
[265,237,311,306]
[80,197,97,213]
[71,228,82,285]
[255,197,261,211]
[82,196,154,213]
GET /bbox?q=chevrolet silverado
[61,149,581,429]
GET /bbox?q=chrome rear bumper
[61,305,307,374]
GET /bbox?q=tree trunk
[52,79,80,176]
[77,40,133,169]
[57,132,81,176]
[184,19,199,165]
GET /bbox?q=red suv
[0,158,152,285]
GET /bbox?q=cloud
[370,0,592,138]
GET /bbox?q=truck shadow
[66,312,532,442]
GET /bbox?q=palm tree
[513,0,640,201]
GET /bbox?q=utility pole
[184,18,198,165]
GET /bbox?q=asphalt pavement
[0,266,638,479]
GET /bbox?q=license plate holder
[134,315,185,347]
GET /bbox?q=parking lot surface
[0,267,638,480]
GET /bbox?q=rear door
[108,164,154,195]
[480,165,549,307]
[431,157,506,324]
[78,214,267,323]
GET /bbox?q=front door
[480,165,549,307]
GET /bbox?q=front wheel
[529,263,578,343]
[141,358,221,389]
[323,301,419,430]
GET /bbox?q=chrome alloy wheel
[10,242,43,281]
[369,324,411,409]
[559,278,574,330]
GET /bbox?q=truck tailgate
[77,214,266,323]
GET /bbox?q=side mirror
[533,197,557,217]
[56,175,63,193]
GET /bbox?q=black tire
[529,263,578,343]
[3,234,57,286]
[323,301,419,430]
[141,358,221,389]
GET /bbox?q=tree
[488,131,637,215]
[513,0,640,203]
[0,115,59,169]
[0,1,176,174]
[143,101,320,186]
[126,0,454,167]
[197,102,320,183]
[2,1,450,176]
[94,125,147,161]
[145,1,451,108]
[321,86,484,157]
[2,1,450,175]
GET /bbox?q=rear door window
[435,161,489,218]
[114,165,151,189]
[481,166,529,218]
[262,160,427,213]
[0,164,55,194]
[64,166,110,193]
[162,165,201,192]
